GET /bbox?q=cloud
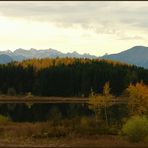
[0,1,148,28]
[0,1,148,54]
[118,35,145,41]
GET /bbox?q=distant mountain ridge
[0,48,97,64]
[0,46,148,69]
[0,54,13,64]
[101,46,148,69]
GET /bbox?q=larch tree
[89,82,114,126]
[126,81,148,116]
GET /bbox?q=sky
[0,1,148,56]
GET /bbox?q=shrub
[7,88,16,95]
[0,115,11,124]
[80,116,97,129]
[121,116,148,142]
[32,122,72,138]
[78,116,110,135]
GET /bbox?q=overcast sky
[0,1,148,56]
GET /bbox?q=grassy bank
[0,116,147,147]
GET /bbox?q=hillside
[101,46,148,69]
[0,58,148,97]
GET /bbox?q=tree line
[0,57,148,97]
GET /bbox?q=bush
[80,116,97,129]
[78,116,110,135]
[7,88,16,95]
[0,115,11,124]
[121,116,148,142]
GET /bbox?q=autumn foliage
[126,82,148,116]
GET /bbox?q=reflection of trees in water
[0,103,92,122]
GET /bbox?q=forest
[0,57,148,97]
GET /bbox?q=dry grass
[0,118,147,147]
[0,135,147,147]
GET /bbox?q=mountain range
[0,48,97,63]
[101,46,148,69]
[0,46,148,69]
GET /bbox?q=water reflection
[0,103,91,122]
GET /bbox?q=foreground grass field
[0,135,147,147]
[0,120,147,147]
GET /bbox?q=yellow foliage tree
[126,81,148,116]
[89,82,114,125]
